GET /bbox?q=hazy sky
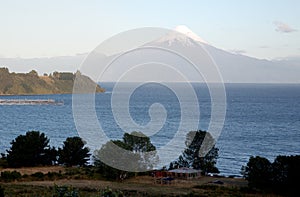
[0,0,299,59]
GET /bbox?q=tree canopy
[241,156,273,189]
[6,131,56,167]
[170,130,219,174]
[58,136,90,167]
[242,155,300,194]
[94,131,157,179]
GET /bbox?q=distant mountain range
[0,68,104,95]
[0,54,85,75]
[0,26,299,83]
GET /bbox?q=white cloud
[273,21,297,33]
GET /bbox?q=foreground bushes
[242,155,300,195]
[0,171,21,182]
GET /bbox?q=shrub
[0,171,22,182]
[0,186,4,197]
[47,172,62,180]
[22,174,29,178]
[100,187,124,197]
[65,167,82,176]
[31,172,45,180]
[53,184,79,197]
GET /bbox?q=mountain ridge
[0,27,299,83]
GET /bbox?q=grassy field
[0,166,281,196]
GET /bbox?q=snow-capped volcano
[175,25,208,44]
[1,25,300,83]
[154,25,208,47]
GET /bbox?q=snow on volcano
[154,25,208,47]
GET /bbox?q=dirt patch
[0,166,65,175]
[0,174,262,196]
[0,167,250,196]
[7,175,248,193]
[8,179,194,196]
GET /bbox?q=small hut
[168,167,201,179]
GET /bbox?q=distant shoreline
[99,81,300,84]
[0,92,104,97]
[0,99,63,105]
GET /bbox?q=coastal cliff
[0,68,105,95]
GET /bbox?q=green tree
[44,146,58,165]
[170,130,219,174]
[271,155,300,194]
[28,70,38,77]
[242,155,300,194]
[94,131,157,180]
[58,137,90,167]
[58,72,74,80]
[122,132,156,151]
[241,156,272,189]
[6,131,56,167]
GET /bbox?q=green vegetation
[241,156,272,189]
[6,131,57,167]
[58,137,91,167]
[0,67,104,95]
[4,131,91,168]
[5,130,296,196]
[0,167,99,182]
[0,171,22,182]
[53,184,79,197]
[169,130,219,175]
[93,131,157,180]
[100,187,124,197]
[1,130,220,179]
[242,155,300,195]
[0,181,271,196]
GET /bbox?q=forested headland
[0,68,104,95]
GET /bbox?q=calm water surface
[0,83,299,176]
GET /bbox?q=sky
[0,0,299,60]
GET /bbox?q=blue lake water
[0,83,299,176]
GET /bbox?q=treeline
[0,130,219,181]
[0,131,90,168]
[242,155,300,195]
